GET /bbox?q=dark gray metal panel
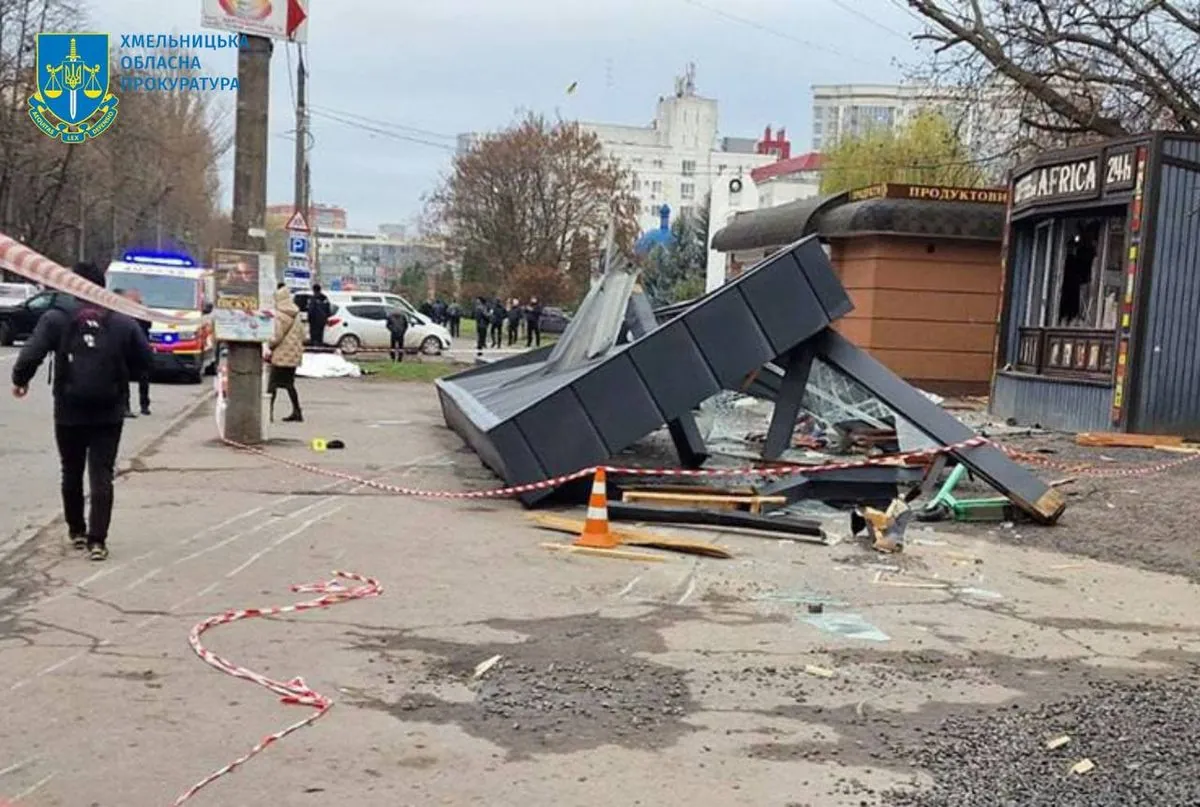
[628,319,722,412]
[1164,136,1200,164]
[571,353,665,453]
[991,372,1113,433]
[815,329,1065,523]
[791,237,855,320]
[683,289,775,387]
[1133,162,1200,435]
[489,421,546,487]
[738,250,834,355]
[515,387,610,477]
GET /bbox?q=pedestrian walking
[525,296,543,347]
[10,261,152,561]
[117,288,152,417]
[489,297,506,349]
[506,297,522,346]
[386,307,409,362]
[473,296,489,354]
[432,298,446,326]
[447,301,461,337]
[267,285,305,423]
[306,283,331,348]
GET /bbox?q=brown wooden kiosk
[991,133,1200,436]
[711,183,1007,395]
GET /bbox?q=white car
[323,303,452,356]
[0,282,38,309]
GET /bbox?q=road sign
[202,0,309,43]
[288,235,308,257]
[287,256,309,271]
[283,210,309,231]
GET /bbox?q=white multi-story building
[316,229,444,290]
[704,151,822,291]
[811,83,1017,170]
[582,65,783,234]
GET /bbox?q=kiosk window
[1015,214,1125,381]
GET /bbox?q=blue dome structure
[635,204,674,256]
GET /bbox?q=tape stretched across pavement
[0,233,190,325]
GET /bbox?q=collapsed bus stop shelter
[434,236,1066,524]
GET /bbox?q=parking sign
[288,234,308,257]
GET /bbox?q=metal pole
[226,34,272,445]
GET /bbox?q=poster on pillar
[213,249,273,342]
[201,0,309,43]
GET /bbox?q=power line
[308,104,456,142]
[679,0,888,65]
[309,108,456,151]
[826,0,910,39]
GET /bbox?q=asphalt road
[0,345,210,558]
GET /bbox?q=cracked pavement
[1,375,1198,805]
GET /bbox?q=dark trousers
[489,322,502,348]
[268,366,301,419]
[308,320,326,347]
[390,331,406,361]
[507,322,519,345]
[55,422,124,543]
[475,322,487,351]
[449,316,460,337]
[526,324,541,347]
[124,374,150,413]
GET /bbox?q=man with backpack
[10,261,152,561]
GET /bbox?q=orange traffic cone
[574,467,619,549]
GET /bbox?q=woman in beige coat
[267,284,305,422]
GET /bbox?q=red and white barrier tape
[221,436,990,499]
[173,571,382,805]
[220,433,1200,499]
[0,233,190,325]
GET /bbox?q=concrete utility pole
[293,48,308,218]
[226,34,272,445]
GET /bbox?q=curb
[0,388,215,562]
[118,387,216,475]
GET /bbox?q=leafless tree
[0,0,230,274]
[906,0,1200,157]
[429,114,638,291]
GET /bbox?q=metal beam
[763,343,815,460]
[813,328,1066,524]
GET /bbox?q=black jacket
[525,303,543,326]
[12,298,152,426]
[308,293,331,325]
[489,303,506,325]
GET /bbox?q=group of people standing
[418,299,463,337]
[473,297,543,352]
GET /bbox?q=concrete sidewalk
[1,377,1197,806]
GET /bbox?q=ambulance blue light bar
[121,250,196,267]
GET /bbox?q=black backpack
[57,306,126,404]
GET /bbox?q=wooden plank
[541,543,667,563]
[530,514,733,558]
[1075,431,1186,448]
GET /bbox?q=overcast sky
[98,0,927,232]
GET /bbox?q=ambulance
[105,251,217,382]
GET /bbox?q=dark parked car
[0,290,69,345]
[539,306,571,334]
